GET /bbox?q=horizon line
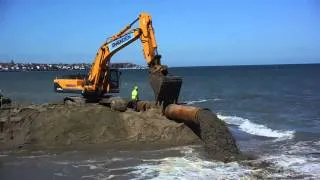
[1,60,319,67]
[169,62,320,68]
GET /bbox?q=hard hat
[134,85,138,89]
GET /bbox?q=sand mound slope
[0,104,200,150]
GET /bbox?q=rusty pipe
[164,104,207,125]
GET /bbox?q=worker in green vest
[131,85,139,110]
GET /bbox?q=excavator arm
[54,12,182,106]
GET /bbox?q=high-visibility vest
[131,89,138,100]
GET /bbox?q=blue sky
[0,0,319,66]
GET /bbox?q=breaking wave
[217,114,295,140]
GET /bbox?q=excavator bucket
[149,74,182,107]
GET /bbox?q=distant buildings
[0,61,146,72]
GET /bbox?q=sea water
[0,64,319,179]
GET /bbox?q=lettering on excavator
[108,32,134,52]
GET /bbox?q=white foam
[55,161,72,165]
[19,154,53,159]
[286,141,320,155]
[73,164,101,170]
[111,157,134,162]
[129,146,254,179]
[186,99,208,104]
[185,98,221,105]
[217,114,295,140]
[47,143,319,179]
[261,143,320,178]
[106,175,117,179]
[53,173,64,177]
[88,165,98,170]
[81,175,96,179]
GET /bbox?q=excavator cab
[108,68,121,93]
[54,68,121,94]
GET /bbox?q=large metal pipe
[164,104,206,125]
[136,102,207,128]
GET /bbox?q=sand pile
[0,103,244,162]
[0,104,200,150]
[197,109,241,162]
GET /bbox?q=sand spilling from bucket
[197,110,241,162]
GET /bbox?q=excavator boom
[53,12,182,106]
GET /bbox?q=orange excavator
[53,12,182,107]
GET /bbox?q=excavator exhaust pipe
[149,74,182,108]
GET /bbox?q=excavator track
[63,95,128,112]
[63,96,86,105]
